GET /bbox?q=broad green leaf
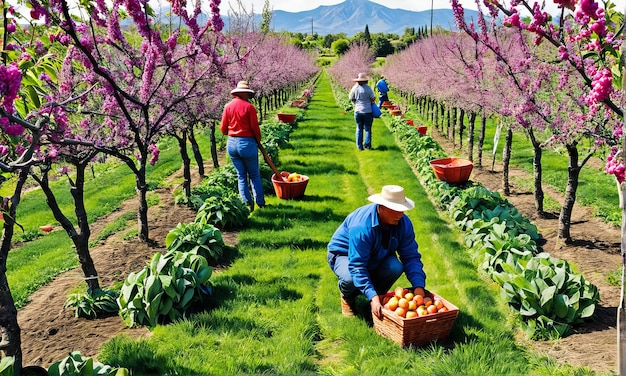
[554,294,570,319]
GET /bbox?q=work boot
[341,296,356,317]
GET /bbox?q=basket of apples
[271,171,309,199]
[373,286,459,347]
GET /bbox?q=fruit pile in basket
[285,172,305,182]
[383,287,449,319]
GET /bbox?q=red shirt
[220,97,261,142]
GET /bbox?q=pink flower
[553,0,577,10]
[0,63,22,112]
[504,13,522,28]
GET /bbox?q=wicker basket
[272,172,309,199]
[373,290,459,347]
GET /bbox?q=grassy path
[100,71,604,375]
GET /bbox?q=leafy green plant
[64,287,120,319]
[606,267,622,287]
[0,357,12,376]
[200,165,239,193]
[117,250,213,328]
[261,120,292,149]
[493,253,600,339]
[175,165,242,210]
[48,351,129,375]
[195,193,250,230]
[165,221,225,265]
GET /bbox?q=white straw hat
[353,73,369,82]
[368,185,414,212]
[230,81,255,94]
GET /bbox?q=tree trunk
[467,111,476,161]
[0,167,30,372]
[477,114,486,168]
[188,126,205,177]
[33,162,100,291]
[135,161,149,242]
[451,107,457,147]
[527,128,545,216]
[434,101,439,130]
[459,108,465,149]
[175,131,192,198]
[502,127,513,196]
[210,120,219,169]
[558,142,582,242]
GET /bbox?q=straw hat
[230,81,255,94]
[353,73,369,82]
[368,185,414,212]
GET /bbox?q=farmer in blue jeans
[220,81,265,211]
[376,76,389,107]
[327,185,427,319]
[349,73,376,150]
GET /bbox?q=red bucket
[429,158,473,184]
[272,172,309,199]
[277,113,297,123]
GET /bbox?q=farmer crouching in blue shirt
[327,185,426,319]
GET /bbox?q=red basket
[373,290,459,347]
[271,172,309,199]
[416,126,428,135]
[406,120,414,126]
[277,113,297,123]
[429,157,473,184]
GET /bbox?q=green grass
[91,71,607,375]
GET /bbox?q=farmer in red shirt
[220,81,265,211]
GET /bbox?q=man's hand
[413,287,426,298]
[370,295,383,320]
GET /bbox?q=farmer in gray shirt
[349,73,376,150]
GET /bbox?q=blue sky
[221,0,626,16]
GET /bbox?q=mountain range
[250,0,478,36]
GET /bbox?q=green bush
[47,351,129,375]
[64,287,119,319]
[117,250,213,328]
[165,221,225,265]
[195,193,250,230]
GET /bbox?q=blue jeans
[227,137,265,207]
[354,112,374,150]
[378,93,388,107]
[327,252,404,301]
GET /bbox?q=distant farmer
[327,185,427,318]
[220,81,266,212]
[349,72,376,151]
[376,76,389,107]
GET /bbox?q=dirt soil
[18,132,623,374]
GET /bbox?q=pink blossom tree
[27,0,230,243]
[451,0,619,241]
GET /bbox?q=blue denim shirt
[327,203,426,300]
[376,79,389,94]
